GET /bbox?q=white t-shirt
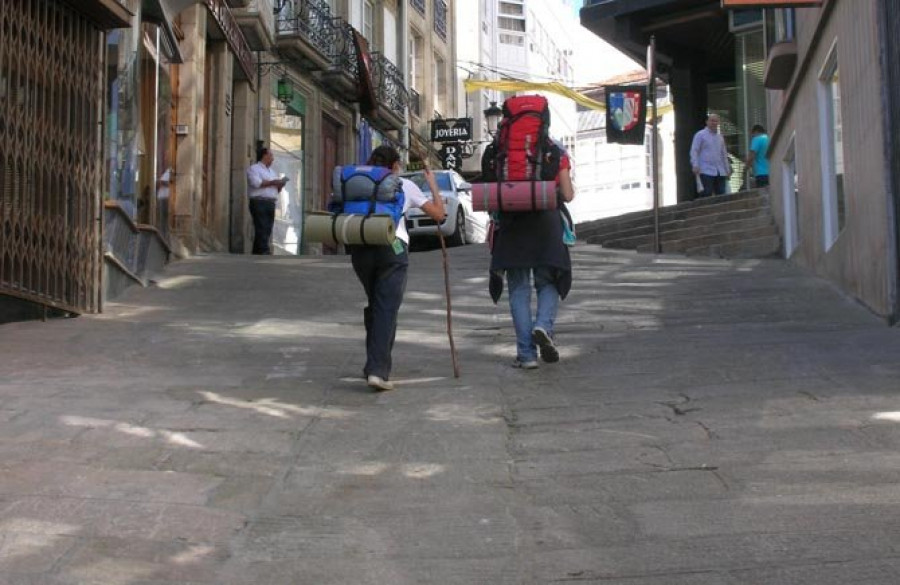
[247,162,281,200]
[396,177,429,245]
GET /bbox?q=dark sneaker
[367,375,395,392]
[532,327,559,363]
[512,359,539,370]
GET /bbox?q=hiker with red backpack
[479,95,576,369]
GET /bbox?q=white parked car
[401,170,489,246]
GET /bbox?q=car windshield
[404,172,453,193]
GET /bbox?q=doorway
[321,115,341,254]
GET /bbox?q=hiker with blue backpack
[331,145,446,392]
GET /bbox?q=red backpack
[481,95,561,182]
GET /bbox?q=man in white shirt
[246,148,287,254]
[690,114,732,198]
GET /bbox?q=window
[408,30,423,91]
[818,42,846,249]
[729,8,763,32]
[765,8,796,50]
[433,53,446,115]
[434,0,447,41]
[364,0,374,43]
[498,17,525,32]
[499,33,523,46]
[350,0,374,42]
[499,1,523,16]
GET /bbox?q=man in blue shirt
[747,124,770,188]
[690,114,732,198]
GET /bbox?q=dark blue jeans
[350,243,409,380]
[249,198,276,255]
[699,174,727,197]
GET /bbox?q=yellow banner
[463,78,674,117]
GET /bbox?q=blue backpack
[329,165,405,226]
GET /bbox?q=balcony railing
[410,0,425,16]
[330,20,359,81]
[409,88,421,117]
[433,0,447,41]
[372,52,408,120]
[276,0,336,62]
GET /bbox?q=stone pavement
[1,243,899,585]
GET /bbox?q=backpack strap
[358,214,370,245]
[330,213,340,246]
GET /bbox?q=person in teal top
[747,125,770,187]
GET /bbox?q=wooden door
[321,115,340,211]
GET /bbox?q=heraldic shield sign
[605,85,647,145]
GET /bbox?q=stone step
[577,192,770,241]
[650,224,781,255]
[584,206,772,246]
[598,215,777,250]
[683,235,782,259]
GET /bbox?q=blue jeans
[507,267,559,362]
[350,243,409,380]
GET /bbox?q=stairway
[575,189,782,259]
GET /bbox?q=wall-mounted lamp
[483,101,503,137]
[276,76,294,105]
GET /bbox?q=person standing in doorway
[690,114,731,197]
[246,147,287,255]
[747,124,770,188]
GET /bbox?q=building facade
[1,0,459,320]
[456,0,579,177]
[571,74,677,223]
[762,0,900,322]
[581,0,768,202]
[260,0,457,254]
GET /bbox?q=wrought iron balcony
[276,0,336,71]
[433,0,447,41]
[409,88,421,118]
[318,19,360,98]
[329,21,360,81]
[372,52,408,129]
[410,0,425,16]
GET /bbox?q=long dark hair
[367,145,401,169]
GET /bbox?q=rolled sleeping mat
[472,181,558,213]
[304,212,396,246]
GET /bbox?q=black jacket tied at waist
[488,207,572,303]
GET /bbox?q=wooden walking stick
[417,153,460,379]
[437,231,461,378]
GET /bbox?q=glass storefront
[105,26,142,217]
[269,87,305,254]
[104,18,175,239]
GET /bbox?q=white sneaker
[512,359,539,370]
[367,375,394,392]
